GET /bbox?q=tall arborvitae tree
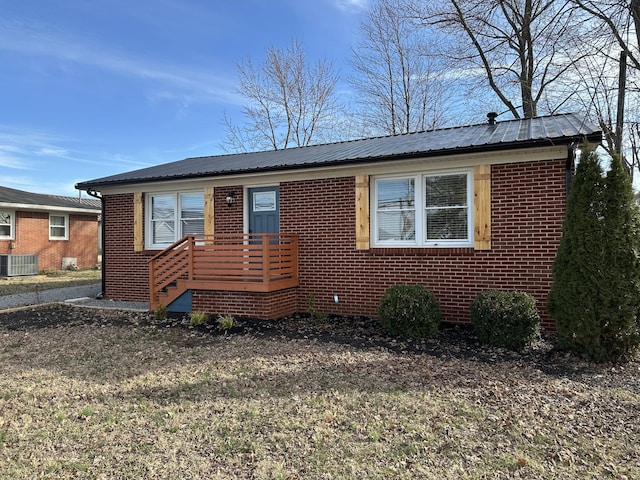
[598,155,640,361]
[548,147,605,356]
[549,146,640,362]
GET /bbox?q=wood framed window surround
[356,165,491,251]
[144,191,205,250]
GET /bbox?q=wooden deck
[149,233,299,310]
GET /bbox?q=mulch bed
[1,303,638,393]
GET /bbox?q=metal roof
[76,113,602,190]
[0,186,101,212]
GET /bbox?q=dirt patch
[1,303,638,393]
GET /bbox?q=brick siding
[103,158,566,329]
[102,194,151,300]
[0,211,99,271]
[192,288,297,319]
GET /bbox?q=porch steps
[156,279,189,310]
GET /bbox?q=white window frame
[49,214,69,240]
[145,190,205,249]
[372,169,474,248]
[0,210,15,240]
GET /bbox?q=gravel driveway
[0,282,149,311]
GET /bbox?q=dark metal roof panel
[0,186,101,211]
[76,113,601,189]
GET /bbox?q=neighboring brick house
[76,113,602,329]
[0,186,101,273]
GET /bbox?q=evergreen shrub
[377,284,441,338]
[548,147,640,362]
[470,290,540,351]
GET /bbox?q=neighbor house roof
[76,113,602,190]
[0,186,101,214]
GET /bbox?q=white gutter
[0,202,100,214]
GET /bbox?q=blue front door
[248,186,279,235]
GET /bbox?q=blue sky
[0,0,369,196]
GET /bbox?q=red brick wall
[279,159,566,329]
[102,194,151,300]
[0,211,99,271]
[103,159,566,329]
[192,288,297,319]
[215,185,243,233]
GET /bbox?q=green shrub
[470,290,540,351]
[190,311,208,326]
[306,294,327,323]
[549,148,640,362]
[154,304,168,321]
[217,314,235,331]
[377,284,441,338]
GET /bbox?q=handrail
[149,235,195,306]
[149,233,298,308]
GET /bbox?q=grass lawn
[0,269,101,296]
[0,306,638,479]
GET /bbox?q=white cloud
[332,0,369,12]
[0,18,240,106]
[0,155,28,170]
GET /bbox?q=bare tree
[349,0,454,135]
[568,0,640,179]
[411,0,584,119]
[222,38,341,152]
[571,0,640,70]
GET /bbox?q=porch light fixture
[225,191,235,207]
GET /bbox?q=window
[147,191,204,248]
[373,170,473,247]
[0,211,14,239]
[49,214,68,240]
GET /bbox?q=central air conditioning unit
[0,254,39,277]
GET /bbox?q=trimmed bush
[470,290,540,351]
[377,284,441,338]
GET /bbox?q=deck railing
[149,233,299,309]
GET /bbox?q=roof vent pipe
[487,112,498,125]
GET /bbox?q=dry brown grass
[0,305,639,479]
[0,269,101,296]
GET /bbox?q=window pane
[180,193,204,235]
[152,195,175,220]
[50,215,66,227]
[376,178,415,242]
[426,174,467,207]
[0,212,11,237]
[180,193,204,219]
[151,195,175,244]
[377,178,415,209]
[253,192,276,211]
[50,215,67,239]
[425,174,468,241]
[153,221,175,244]
[378,211,415,241]
[51,226,66,237]
[426,208,468,240]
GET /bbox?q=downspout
[86,188,105,299]
[566,143,576,196]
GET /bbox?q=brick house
[76,113,601,329]
[0,186,101,274]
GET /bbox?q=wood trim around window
[355,175,370,250]
[473,164,491,250]
[133,192,144,252]
[204,187,215,237]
